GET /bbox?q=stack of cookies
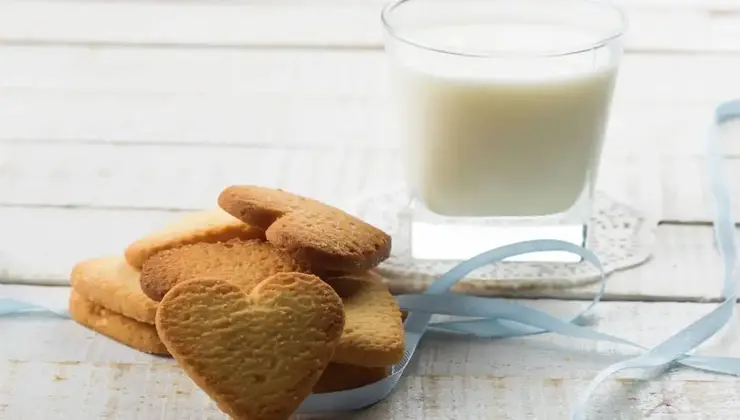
[67,185,404,420]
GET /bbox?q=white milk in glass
[392,23,618,218]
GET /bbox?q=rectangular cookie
[70,256,158,324]
[68,289,169,356]
[313,363,390,393]
[323,273,405,367]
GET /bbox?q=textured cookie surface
[156,273,345,420]
[68,290,169,355]
[312,363,390,393]
[325,272,405,367]
[70,256,157,324]
[140,238,310,302]
[218,185,391,272]
[124,209,265,269]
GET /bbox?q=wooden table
[1,1,740,418]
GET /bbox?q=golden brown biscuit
[70,256,157,324]
[68,290,169,355]
[325,273,405,367]
[312,363,390,393]
[156,273,345,420]
[218,186,391,273]
[124,209,265,269]
[139,238,310,302]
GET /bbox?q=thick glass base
[401,200,588,263]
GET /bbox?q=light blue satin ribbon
[0,299,71,317]
[1,100,738,419]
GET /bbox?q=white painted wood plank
[0,93,394,149]
[4,367,740,420]
[0,47,388,95]
[51,0,740,8]
[0,146,388,284]
[0,90,724,158]
[0,47,736,101]
[377,224,731,302]
[597,0,740,6]
[661,157,740,223]
[660,121,740,222]
[35,0,740,8]
[0,208,188,284]
[2,294,740,418]
[0,142,722,304]
[0,143,664,245]
[0,49,734,155]
[0,198,725,301]
[521,225,730,302]
[350,376,740,419]
[0,143,660,208]
[0,1,738,53]
[0,2,381,48]
[0,145,392,211]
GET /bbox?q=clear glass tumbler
[382,0,626,262]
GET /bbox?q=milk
[390,23,618,217]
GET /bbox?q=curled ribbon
[1,100,739,419]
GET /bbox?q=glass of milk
[382,0,626,262]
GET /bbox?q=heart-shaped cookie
[218,185,391,273]
[156,273,345,420]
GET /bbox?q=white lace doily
[349,188,656,294]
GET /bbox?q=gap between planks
[2,293,739,368]
[6,144,737,221]
[0,280,728,303]
[0,1,739,54]
[0,47,734,101]
[0,49,734,160]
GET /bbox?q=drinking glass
[382,0,626,262]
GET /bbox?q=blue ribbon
[2,100,739,419]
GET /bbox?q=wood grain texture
[662,156,740,223]
[0,47,735,101]
[0,1,738,419]
[4,363,740,420]
[0,7,731,297]
[375,224,732,303]
[2,289,740,419]
[0,142,668,293]
[0,1,738,53]
[0,144,661,211]
[0,145,390,211]
[0,49,735,163]
[0,205,730,301]
[0,91,722,155]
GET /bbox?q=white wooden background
[1,0,740,418]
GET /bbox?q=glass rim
[381,0,628,58]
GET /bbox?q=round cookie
[124,209,265,269]
[218,185,391,273]
[139,238,311,301]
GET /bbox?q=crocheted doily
[348,188,656,295]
